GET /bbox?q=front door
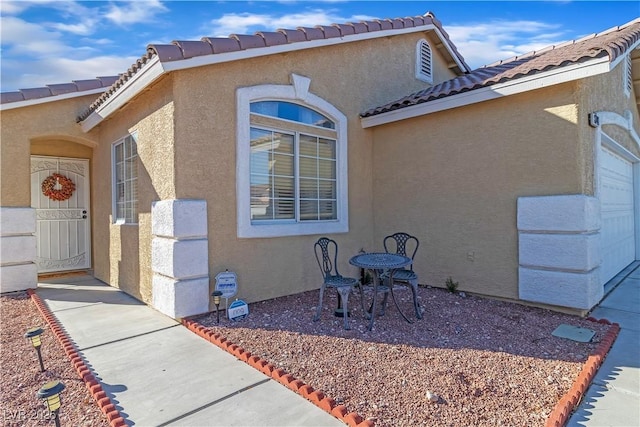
[31,156,91,273]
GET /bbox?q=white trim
[362,56,611,128]
[111,132,139,224]
[236,77,348,238]
[592,111,640,268]
[0,87,108,111]
[81,56,164,132]
[593,110,640,150]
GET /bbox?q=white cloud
[208,10,377,37]
[49,19,98,36]
[105,0,168,25]
[446,20,568,69]
[0,16,68,55]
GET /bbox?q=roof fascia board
[163,25,443,73]
[0,87,108,111]
[431,27,469,72]
[81,25,454,131]
[361,56,611,128]
[81,55,164,132]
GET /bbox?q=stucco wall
[90,76,175,302]
[1,95,99,207]
[168,32,449,306]
[577,59,640,162]
[370,83,582,300]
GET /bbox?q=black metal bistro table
[349,252,412,331]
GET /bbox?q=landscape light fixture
[37,380,65,427]
[212,290,223,323]
[25,327,45,372]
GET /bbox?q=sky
[1,1,638,93]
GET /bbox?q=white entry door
[31,156,91,273]
[599,146,635,284]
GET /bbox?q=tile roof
[74,12,468,122]
[361,18,640,118]
[0,76,119,105]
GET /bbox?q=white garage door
[599,146,636,284]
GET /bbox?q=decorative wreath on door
[41,173,76,201]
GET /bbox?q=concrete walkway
[36,267,639,427]
[568,262,640,427]
[36,275,344,427]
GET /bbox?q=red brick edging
[183,316,620,427]
[27,289,126,427]
[181,318,373,427]
[545,317,621,427]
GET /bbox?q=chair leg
[357,283,370,319]
[314,285,325,322]
[336,286,351,330]
[410,279,422,319]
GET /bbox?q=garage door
[599,146,636,284]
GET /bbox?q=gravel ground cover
[194,285,611,427]
[1,291,108,427]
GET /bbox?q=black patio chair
[383,232,422,319]
[313,237,361,330]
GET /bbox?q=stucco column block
[1,235,37,265]
[152,238,209,279]
[519,233,601,271]
[1,207,37,235]
[0,264,38,293]
[519,267,603,310]
[152,199,208,239]
[0,207,37,292]
[518,195,600,232]
[151,199,209,319]
[152,275,209,319]
[517,195,603,311]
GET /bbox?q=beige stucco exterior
[370,57,640,303]
[1,24,638,315]
[1,94,99,207]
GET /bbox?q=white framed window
[112,134,138,224]
[237,75,348,238]
[416,39,433,83]
[624,54,632,98]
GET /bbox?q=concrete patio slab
[35,277,344,427]
[567,383,640,427]
[590,329,640,395]
[589,306,640,332]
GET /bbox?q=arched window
[416,39,433,83]
[236,75,348,238]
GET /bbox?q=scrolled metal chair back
[384,232,419,269]
[314,237,340,279]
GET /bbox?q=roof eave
[81,24,465,131]
[0,87,109,112]
[361,56,612,128]
[79,55,164,132]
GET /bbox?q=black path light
[25,327,45,372]
[212,290,223,323]
[38,380,65,427]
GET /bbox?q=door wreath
[41,173,76,201]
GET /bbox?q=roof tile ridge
[480,17,640,70]
[1,76,119,105]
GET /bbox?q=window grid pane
[250,128,296,221]
[249,112,337,223]
[113,135,138,223]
